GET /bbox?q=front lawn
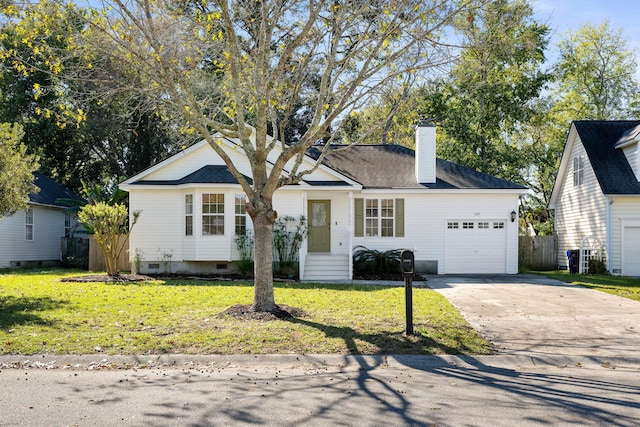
[532,270,640,301]
[0,269,492,356]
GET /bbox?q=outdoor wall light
[511,210,517,222]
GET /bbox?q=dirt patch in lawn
[220,304,308,321]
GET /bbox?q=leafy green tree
[0,2,181,192]
[553,21,639,120]
[0,122,39,217]
[426,0,550,182]
[78,202,139,276]
[340,77,425,147]
[25,0,473,312]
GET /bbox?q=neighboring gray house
[549,120,640,275]
[121,124,526,279]
[0,173,83,268]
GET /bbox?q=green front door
[308,200,331,253]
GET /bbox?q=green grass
[0,269,492,356]
[532,270,640,301]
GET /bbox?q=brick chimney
[415,121,436,184]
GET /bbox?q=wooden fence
[519,235,557,271]
[88,234,131,272]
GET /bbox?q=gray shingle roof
[132,165,253,186]
[573,120,640,195]
[308,145,526,190]
[29,173,83,207]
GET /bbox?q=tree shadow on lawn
[0,295,67,329]
[286,316,485,355]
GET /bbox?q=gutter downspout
[607,196,615,273]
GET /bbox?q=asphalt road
[2,274,640,426]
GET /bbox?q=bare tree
[13,0,476,311]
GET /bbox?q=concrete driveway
[428,274,640,358]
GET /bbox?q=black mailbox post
[401,250,415,335]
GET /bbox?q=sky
[532,0,640,73]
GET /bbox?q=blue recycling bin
[567,250,579,274]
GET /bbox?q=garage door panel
[445,220,507,274]
[623,227,640,276]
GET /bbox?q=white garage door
[445,220,507,274]
[623,226,640,276]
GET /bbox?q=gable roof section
[29,173,83,208]
[121,137,360,189]
[129,165,253,186]
[574,120,640,195]
[308,144,526,190]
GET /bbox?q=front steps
[303,254,350,281]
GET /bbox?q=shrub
[273,216,307,277]
[588,258,609,275]
[78,203,139,276]
[234,230,254,277]
[353,246,402,276]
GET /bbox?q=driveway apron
[429,274,640,358]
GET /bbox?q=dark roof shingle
[132,165,253,186]
[308,145,526,190]
[573,120,640,195]
[29,173,83,207]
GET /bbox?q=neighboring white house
[549,120,640,276]
[0,173,83,268]
[120,123,526,280]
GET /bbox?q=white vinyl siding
[128,187,310,271]
[353,192,520,274]
[0,205,67,268]
[621,144,640,181]
[555,137,608,269]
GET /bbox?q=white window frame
[380,199,394,237]
[234,194,247,235]
[202,193,225,236]
[25,208,34,241]
[64,213,72,237]
[185,194,193,236]
[573,155,584,187]
[365,198,395,237]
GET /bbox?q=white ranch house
[549,120,640,276]
[121,124,526,280]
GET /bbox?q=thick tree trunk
[250,208,278,312]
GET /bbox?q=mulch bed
[61,272,427,283]
[61,274,156,283]
[220,304,307,321]
[354,273,428,281]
